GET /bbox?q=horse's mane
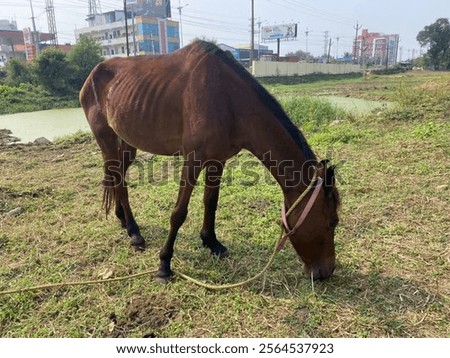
[195,41,316,162]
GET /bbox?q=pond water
[0,96,391,143]
[0,108,88,143]
[321,96,392,114]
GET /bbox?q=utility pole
[250,0,255,64]
[123,0,130,56]
[335,35,340,59]
[29,0,40,56]
[276,38,280,61]
[177,0,188,48]
[131,3,137,55]
[305,28,311,61]
[353,22,362,64]
[327,38,332,63]
[257,18,262,60]
[385,38,390,69]
[361,36,366,69]
[323,31,329,57]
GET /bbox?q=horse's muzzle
[305,260,336,281]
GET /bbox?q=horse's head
[287,160,340,280]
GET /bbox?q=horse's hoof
[155,270,172,285]
[130,235,146,251]
[202,235,229,258]
[155,275,171,285]
[212,245,229,259]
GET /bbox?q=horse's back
[80,42,245,158]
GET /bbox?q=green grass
[0,71,449,337]
[264,70,449,102]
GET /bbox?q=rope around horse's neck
[0,171,318,295]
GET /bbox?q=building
[0,19,59,64]
[76,2,179,58]
[1,20,25,64]
[354,29,400,67]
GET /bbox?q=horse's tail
[80,61,120,218]
[102,163,116,217]
[101,138,135,218]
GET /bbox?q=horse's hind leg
[114,141,145,249]
[200,161,228,257]
[91,119,145,249]
[113,142,135,228]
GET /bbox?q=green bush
[280,96,351,130]
[34,48,73,96]
[68,36,103,91]
[5,58,33,86]
[279,96,365,147]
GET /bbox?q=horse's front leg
[200,161,228,257]
[156,157,202,283]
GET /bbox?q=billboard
[132,0,171,19]
[261,23,298,41]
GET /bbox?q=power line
[264,0,355,26]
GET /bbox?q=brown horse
[80,41,340,282]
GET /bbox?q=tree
[68,35,103,91]
[417,18,450,70]
[34,48,72,95]
[5,58,33,86]
[343,52,353,59]
[286,49,310,61]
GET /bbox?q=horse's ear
[320,160,336,197]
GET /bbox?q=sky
[1,0,449,60]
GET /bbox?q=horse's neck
[244,113,313,199]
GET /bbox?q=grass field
[0,71,449,337]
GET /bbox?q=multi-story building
[354,29,400,67]
[75,6,179,58]
[0,20,25,65]
[0,19,60,64]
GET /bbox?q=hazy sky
[1,0,449,59]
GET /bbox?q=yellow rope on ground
[0,269,158,296]
[173,228,283,290]
[0,229,284,296]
